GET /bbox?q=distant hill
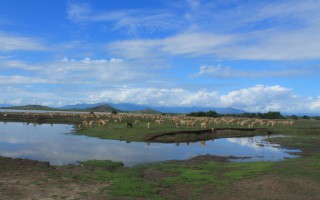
[84,104,120,112]
[151,106,245,114]
[3,102,246,114]
[60,103,106,109]
[0,104,13,108]
[108,103,148,111]
[132,108,162,114]
[4,104,55,111]
[61,102,246,114]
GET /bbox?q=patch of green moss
[80,160,123,169]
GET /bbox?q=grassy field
[0,112,320,199]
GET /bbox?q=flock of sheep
[1,112,295,130]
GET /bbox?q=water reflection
[0,122,299,166]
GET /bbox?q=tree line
[187,110,319,120]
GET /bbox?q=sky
[0,0,320,114]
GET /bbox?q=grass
[76,121,208,142]
[75,120,272,142]
[79,160,123,169]
[65,118,320,199]
[61,155,319,199]
[1,114,320,199]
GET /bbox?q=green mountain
[133,108,162,114]
[5,104,55,110]
[84,104,120,112]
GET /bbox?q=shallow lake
[0,122,299,166]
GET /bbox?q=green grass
[80,160,123,169]
[273,154,320,181]
[224,162,274,180]
[62,159,278,198]
[1,115,320,199]
[76,120,271,142]
[76,121,207,142]
[64,130,320,199]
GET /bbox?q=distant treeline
[187,110,320,120]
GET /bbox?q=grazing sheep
[147,123,150,129]
[200,122,207,129]
[89,120,94,127]
[174,121,180,128]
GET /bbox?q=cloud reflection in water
[0,122,299,166]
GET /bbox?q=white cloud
[0,33,45,51]
[0,76,54,84]
[2,83,320,113]
[0,57,150,85]
[108,24,320,60]
[106,0,320,61]
[86,87,219,107]
[0,60,42,70]
[108,32,233,58]
[67,3,132,23]
[193,65,233,78]
[193,65,312,78]
[310,97,320,110]
[82,85,320,113]
[67,3,180,35]
[108,39,161,59]
[162,33,232,55]
[219,85,312,112]
[217,27,320,60]
[43,57,146,83]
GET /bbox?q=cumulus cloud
[85,86,219,107]
[219,85,311,112]
[82,85,319,113]
[310,97,320,110]
[2,83,319,113]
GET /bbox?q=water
[0,121,299,166]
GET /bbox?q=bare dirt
[159,175,320,200]
[0,157,110,200]
[1,155,320,200]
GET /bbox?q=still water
[0,122,299,166]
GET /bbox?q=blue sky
[1,0,320,113]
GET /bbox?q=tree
[290,115,299,120]
[302,115,310,119]
[261,111,283,119]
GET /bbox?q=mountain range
[1,103,319,116]
[1,102,246,114]
[59,102,246,114]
